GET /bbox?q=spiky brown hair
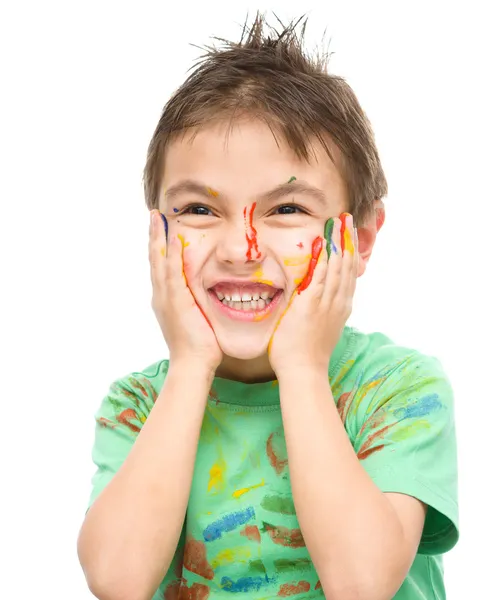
[143,13,387,224]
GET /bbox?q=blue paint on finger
[160,213,168,239]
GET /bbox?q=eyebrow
[164,179,328,206]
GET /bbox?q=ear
[356,199,385,277]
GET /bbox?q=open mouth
[208,282,283,320]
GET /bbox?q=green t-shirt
[88,327,459,599]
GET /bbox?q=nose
[215,216,263,265]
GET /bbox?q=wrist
[167,358,216,389]
[275,363,329,385]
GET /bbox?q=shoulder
[331,327,454,429]
[94,359,169,431]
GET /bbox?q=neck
[215,353,276,384]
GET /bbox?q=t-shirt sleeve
[87,375,157,509]
[342,352,459,555]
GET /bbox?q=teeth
[225,294,231,301]
[231,293,241,302]
[252,293,260,301]
[260,291,271,300]
[241,293,252,302]
[216,291,224,300]
[257,298,265,309]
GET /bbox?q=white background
[1,1,502,598]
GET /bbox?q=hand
[268,214,358,376]
[149,210,223,372]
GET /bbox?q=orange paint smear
[278,581,311,596]
[296,236,323,293]
[244,202,261,260]
[207,187,218,197]
[340,213,354,255]
[283,255,310,267]
[240,525,261,543]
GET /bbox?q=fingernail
[160,213,168,239]
[324,218,334,258]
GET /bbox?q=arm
[77,363,213,600]
[278,368,426,600]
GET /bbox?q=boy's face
[159,118,349,362]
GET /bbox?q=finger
[323,217,343,302]
[165,232,186,290]
[149,210,166,289]
[339,214,357,299]
[296,235,326,295]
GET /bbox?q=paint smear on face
[178,233,190,248]
[261,522,305,548]
[296,242,304,249]
[296,236,323,293]
[266,431,288,475]
[232,479,265,499]
[287,176,297,184]
[340,213,354,255]
[203,506,255,542]
[278,581,311,596]
[207,454,227,494]
[207,187,218,197]
[244,202,261,260]
[220,574,276,593]
[183,537,215,580]
[260,494,296,515]
[240,525,261,543]
[283,255,310,267]
[173,207,180,213]
[274,559,312,573]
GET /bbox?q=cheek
[268,231,314,286]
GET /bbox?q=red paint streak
[240,525,261,542]
[178,581,211,600]
[358,444,386,460]
[278,581,311,596]
[266,433,288,475]
[183,537,214,580]
[296,242,304,249]
[296,236,323,293]
[336,392,351,421]
[117,408,141,433]
[208,385,219,404]
[357,421,399,460]
[244,203,261,260]
[163,581,180,600]
[263,523,305,548]
[340,213,350,253]
[97,417,116,429]
[315,580,322,590]
[129,378,149,397]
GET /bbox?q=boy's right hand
[149,210,222,373]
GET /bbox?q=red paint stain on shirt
[183,537,215,580]
[177,580,211,600]
[263,523,306,548]
[278,580,311,596]
[244,202,261,260]
[240,524,261,542]
[97,417,116,429]
[315,580,322,590]
[117,408,141,433]
[266,432,288,475]
[297,236,323,293]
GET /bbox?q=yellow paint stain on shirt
[232,479,265,499]
[208,455,227,494]
[283,254,310,267]
[210,547,251,569]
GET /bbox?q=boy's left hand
[268,214,358,377]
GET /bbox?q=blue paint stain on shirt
[203,506,255,542]
[220,574,276,593]
[394,393,443,421]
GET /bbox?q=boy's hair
[143,14,387,224]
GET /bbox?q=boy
[78,15,458,600]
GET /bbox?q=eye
[178,204,214,216]
[274,204,307,215]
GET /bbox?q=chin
[214,331,270,361]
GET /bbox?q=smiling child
[78,15,458,600]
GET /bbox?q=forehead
[160,118,348,206]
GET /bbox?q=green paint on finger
[324,218,335,258]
